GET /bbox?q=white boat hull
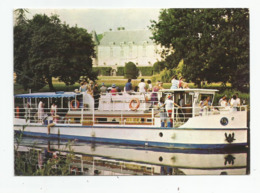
[14,123,248,149]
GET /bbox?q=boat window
[185,93,192,105]
[199,94,214,105]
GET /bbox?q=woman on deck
[79,81,88,92]
[170,76,179,89]
[150,82,161,106]
[38,101,44,122]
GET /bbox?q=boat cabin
[14,88,222,127]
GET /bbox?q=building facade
[92,29,162,75]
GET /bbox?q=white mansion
[92,29,162,75]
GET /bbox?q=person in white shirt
[138,79,146,94]
[170,76,179,89]
[218,95,227,106]
[162,95,180,117]
[230,95,239,112]
[38,101,44,122]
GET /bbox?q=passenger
[125,79,133,93]
[110,84,117,96]
[206,96,212,106]
[231,93,241,107]
[157,97,167,126]
[100,83,107,94]
[170,76,179,89]
[50,102,57,116]
[37,101,44,122]
[218,95,226,106]
[177,94,185,119]
[87,80,94,96]
[162,95,180,118]
[147,80,152,92]
[178,95,184,107]
[151,82,160,106]
[134,86,139,92]
[178,77,189,89]
[79,81,88,92]
[220,97,228,107]
[199,97,206,116]
[199,96,211,115]
[159,82,164,89]
[138,78,146,94]
[230,95,239,112]
[116,86,122,95]
[93,83,100,109]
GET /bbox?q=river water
[14,136,249,176]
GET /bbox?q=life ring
[70,100,80,110]
[129,98,140,111]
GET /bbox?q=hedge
[117,67,125,76]
[137,67,153,76]
[93,67,112,76]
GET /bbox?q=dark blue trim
[16,130,248,150]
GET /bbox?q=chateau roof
[99,29,154,46]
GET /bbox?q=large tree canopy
[14,11,96,91]
[150,9,249,91]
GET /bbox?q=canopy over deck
[14,92,80,98]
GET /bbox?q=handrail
[14,105,247,127]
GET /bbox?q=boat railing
[14,105,247,127]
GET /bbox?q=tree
[150,9,249,91]
[124,62,139,79]
[14,9,29,25]
[153,61,167,75]
[14,13,96,91]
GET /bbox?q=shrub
[137,67,153,76]
[157,68,176,83]
[124,62,139,79]
[153,61,167,75]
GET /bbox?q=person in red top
[110,84,117,96]
[179,77,189,89]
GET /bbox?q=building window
[129,42,133,58]
[110,46,113,57]
[120,42,125,58]
[120,46,124,58]
[109,42,115,58]
[142,41,147,57]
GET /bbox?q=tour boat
[14,88,249,149]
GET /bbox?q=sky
[26,9,161,34]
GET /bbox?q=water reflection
[15,136,249,176]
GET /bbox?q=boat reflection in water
[16,136,249,176]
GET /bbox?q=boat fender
[129,98,140,111]
[16,106,19,118]
[145,96,149,102]
[70,100,80,110]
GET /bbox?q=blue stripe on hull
[16,130,247,150]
